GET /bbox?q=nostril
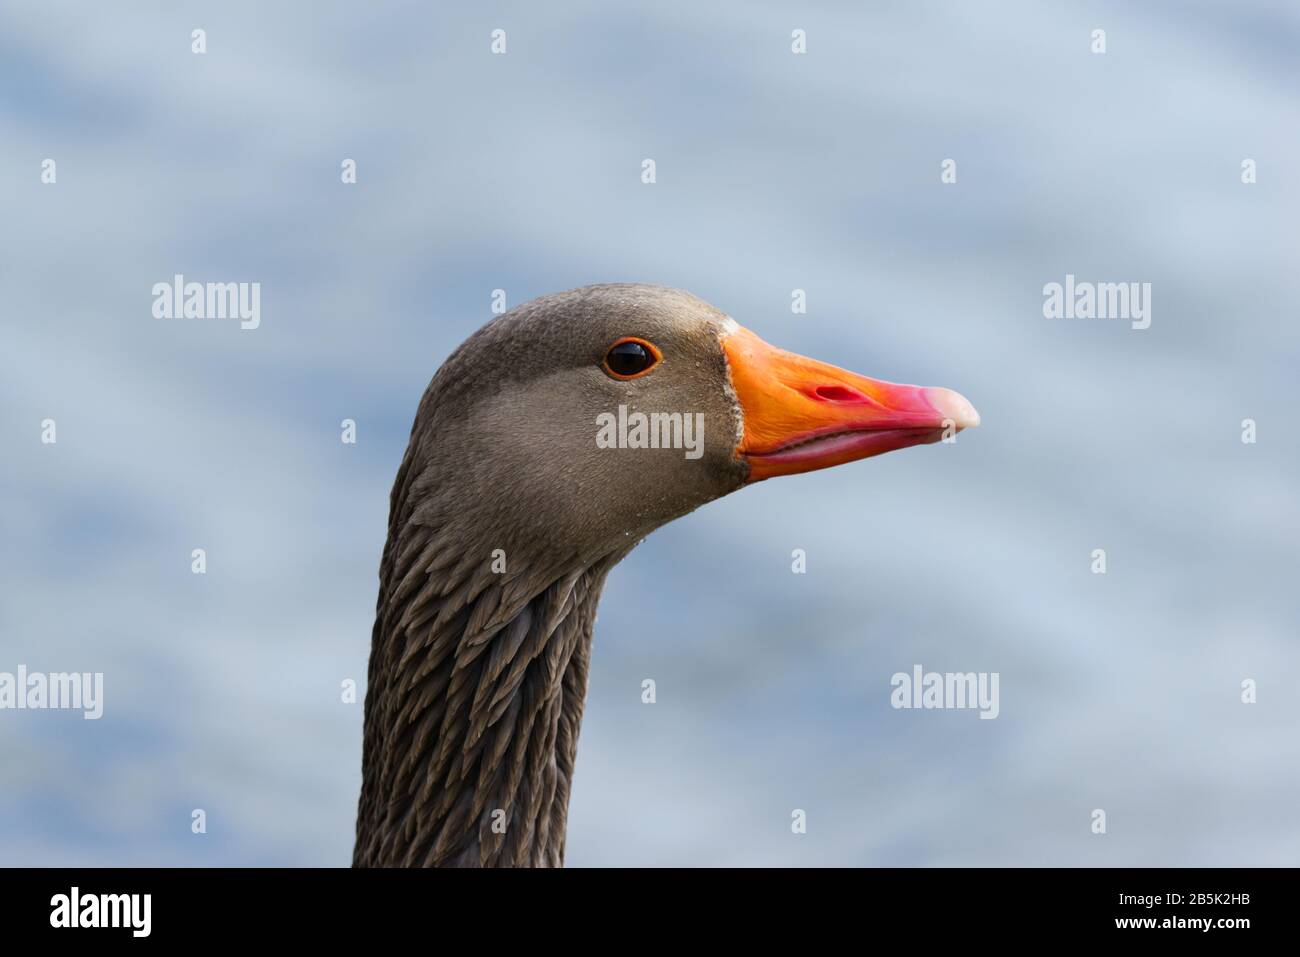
[813,384,867,403]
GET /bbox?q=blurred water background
[1,0,1297,865]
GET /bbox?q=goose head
[355,282,978,867]
[415,283,977,567]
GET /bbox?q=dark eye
[603,338,661,379]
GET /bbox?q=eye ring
[602,337,662,380]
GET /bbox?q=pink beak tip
[925,387,981,430]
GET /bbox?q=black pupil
[607,341,652,376]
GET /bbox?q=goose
[353,283,979,867]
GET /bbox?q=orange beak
[723,326,980,482]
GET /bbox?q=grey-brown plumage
[354,283,980,866]
[354,285,748,867]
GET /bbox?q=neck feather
[354,463,617,866]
